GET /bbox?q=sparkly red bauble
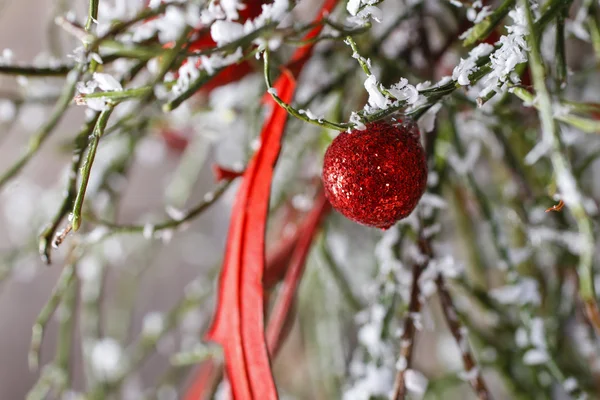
[322,121,428,229]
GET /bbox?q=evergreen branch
[99,39,167,59]
[345,36,398,100]
[462,0,516,46]
[163,23,277,112]
[523,0,599,339]
[589,11,600,63]
[187,22,277,57]
[86,2,181,52]
[162,68,215,112]
[511,87,600,133]
[77,86,153,102]
[555,9,567,89]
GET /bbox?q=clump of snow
[447,141,481,176]
[458,367,480,382]
[452,43,494,86]
[343,364,394,400]
[93,72,123,91]
[91,338,126,382]
[388,78,419,104]
[142,312,165,337]
[479,7,529,97]
[78,256,102,282]
[528,226,586,255]
[374,227,403,275]
[154,6,188,43]
[490,277,541,306]
[298,108,324,122]
[200,47,243,75]
[291,193,314,211]
[349,112,366,130]
[563,377,579,393]
[418,193,448,210]
[0,48,14,64]
[523,348,549,365]
[348,4,384,26]
[364,75,389,109]
[172,58,201,95]
[143,223,155,240]
[529,318,547,350]
[468,6,492,23]
[347,0,362,16]
[220,0,245,21]
[357,304,387,356]
[210,20,245,46]
[200,2,227,25]
[417,103,442,133]
[0,99,16,123]
[405,369,428,395]
[251,0,289,29]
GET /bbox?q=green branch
[71,107,114,232]
[0,64,72,76]
[523,0,599,357]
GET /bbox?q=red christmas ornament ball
[322,121,428,229]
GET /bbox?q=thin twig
[70,107,114,232]
[38,115,98,263]
[391,238,430,400]
[88,180,232,235]
[436,275,492,400]
[85,0,99,32]
[28,248,79,370]
[0,64,72,76]
[318,234,363,312]
[462,0,516,46]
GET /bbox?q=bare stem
[391,238,430,400]
[70,107,114,232]
[28,252,79,371]
[0,64,72,76]
[88,180,232,236]
[436,275,492,400]
[38,115,99,263]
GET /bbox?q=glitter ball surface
[322,121,428,229]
